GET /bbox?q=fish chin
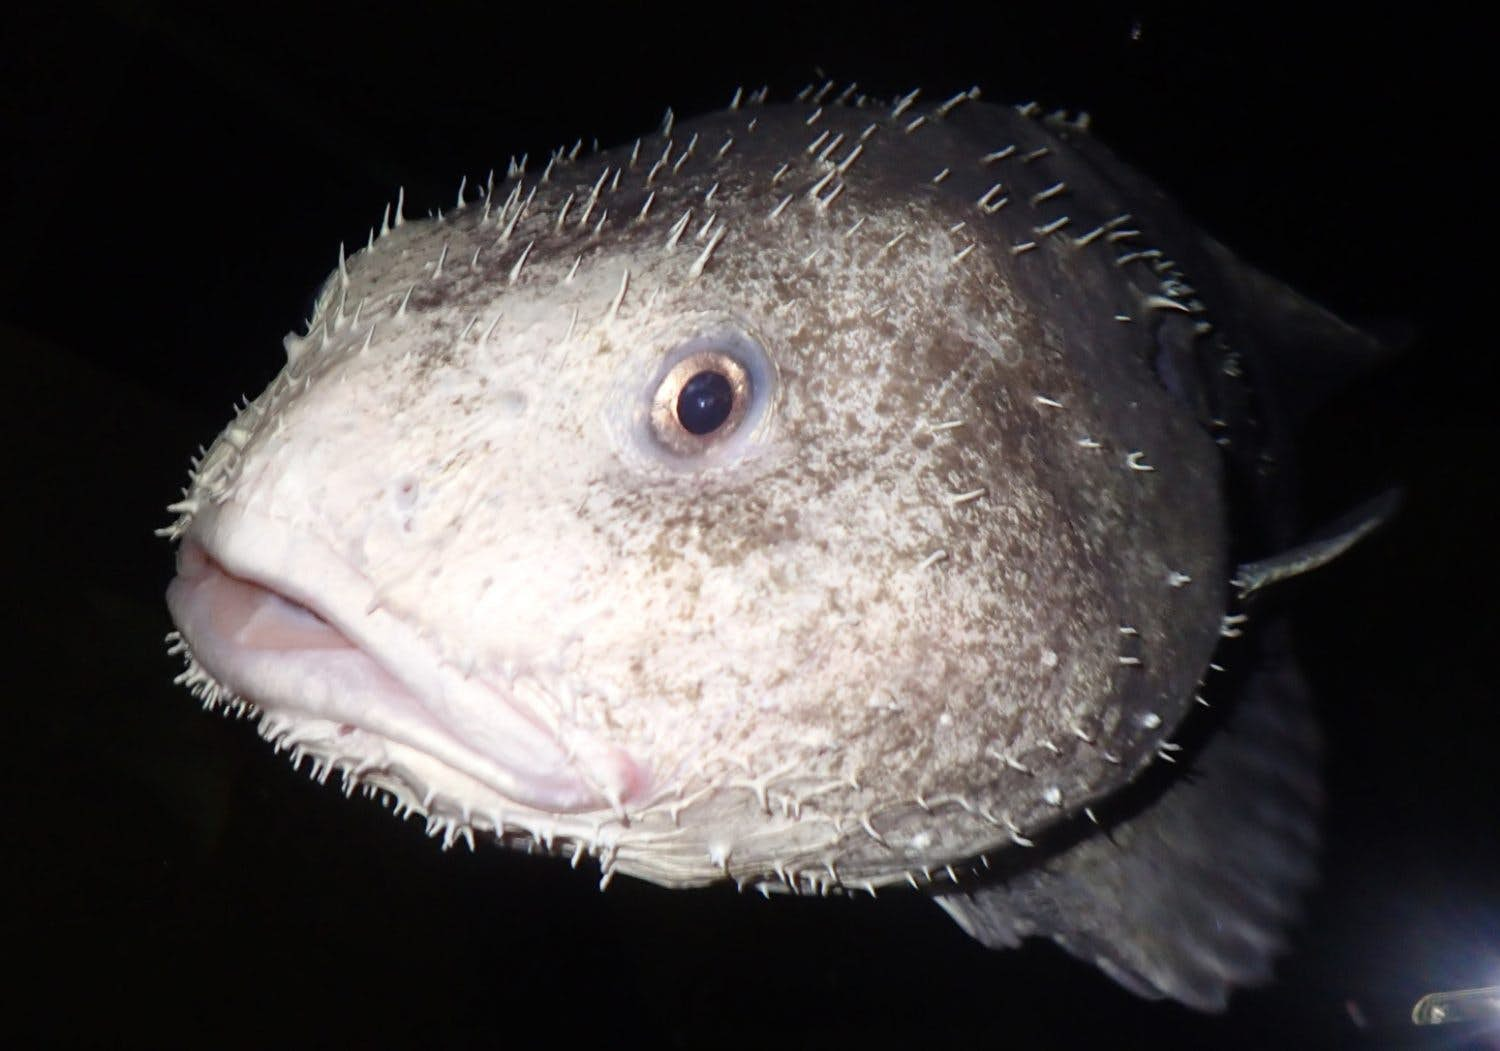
[166,503,649,820]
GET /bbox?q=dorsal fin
[1197,235,1398,429]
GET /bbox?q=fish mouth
[165,503,648,817]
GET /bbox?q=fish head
[166,103,1229,891]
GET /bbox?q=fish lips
[166,502,648,818]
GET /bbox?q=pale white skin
[166,94,1229,895]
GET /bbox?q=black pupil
[676,369,735,435]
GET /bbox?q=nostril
[393,475,420,513]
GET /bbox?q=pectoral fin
[1234,488,1400,599]
[933,638,1321,1011]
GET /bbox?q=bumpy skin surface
[166,92,1238,894]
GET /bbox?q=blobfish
[163,84,1391,1009]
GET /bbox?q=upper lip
[166,502,645,815]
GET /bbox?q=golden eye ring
[648,350,752,456]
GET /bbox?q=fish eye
[649,348,753,454]
[677,369,735,434]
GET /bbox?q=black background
[4,3,1496,1047]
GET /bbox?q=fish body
[164,88,1383,1008]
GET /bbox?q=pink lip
[167,532,649,815]
[173,541,355,651]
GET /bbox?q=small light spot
[496,389,527,416]
[1041,648,1059,668]
[1140,712,1162,730]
